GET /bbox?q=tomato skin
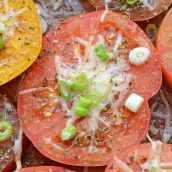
[16,166,73,172]
[18,11,161,166]
[156,9,172,87]
[105,143,172,172]
[89,0,172,21]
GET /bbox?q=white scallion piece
[129,47,150,66]
[124,93,144,113]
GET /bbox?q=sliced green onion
[61,125,77,141]
[0,23,5,34]
[75,105,88,117]
[125,0,138,5]
[59,80,71,100]
[94,44,109,61]
[77,96,92,108]
[72,73,88,91]
[0,36,5,50]
[85,91,101,106]
[149,166,161,172]
[0,120,13,142]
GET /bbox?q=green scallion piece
[59,80,71,100]
[75,105,88,117]
[85,91,101,106]
[94,44,109,61]
[77,96,92,108]
[0,36,5,50]
[125,0,138,5]
[72,73,89,91]
[61,125,77,141]
[0,120,13,142]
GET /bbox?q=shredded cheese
[141,140,163,170]
[140,0,156,10]
[113,135,172,172]
[114,155,134,172]
[100,0,112,22]
[54,35,133,134]
[0,0,28,40]
[113,32,122,53]
[43,137,64,150]
[13,129,23,171]
[19,87,53,95]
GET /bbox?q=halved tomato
[0,95,20,172]
[18,11,161,166]
[16,166,73,172]
[0,0,42,86]
[89,0,172,21]
[105,143,172,172]
[156,8,172,87]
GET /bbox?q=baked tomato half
[16,166,73,172]
[18,11,161,166]
[156,9,172,87]
[0,0,42,86]
[105,142,172,172]
[89,0,172,21]
[0,95,21,172]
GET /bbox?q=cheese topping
[12,129,23,171]
[0,0,28,40]
[113,135,172,172]
[19,16,153,153]
[114,155,134,172]
[100,0,112,22]
[140,0,156,10]
[54,35,133,134]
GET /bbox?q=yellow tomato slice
[0,0,42,86]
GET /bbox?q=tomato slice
[89,0,172,21]
[105,143,172,172]
[0,0,42,86]
[0,95,20,172]
[18,11,161,166]
[17,166,73,172]
[156,9,172,87]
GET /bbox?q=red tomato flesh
[105,143,172,172]
[156,9,172,87]
[89,0,172,21]
[18,11,162,166]
[17,166,73,172]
